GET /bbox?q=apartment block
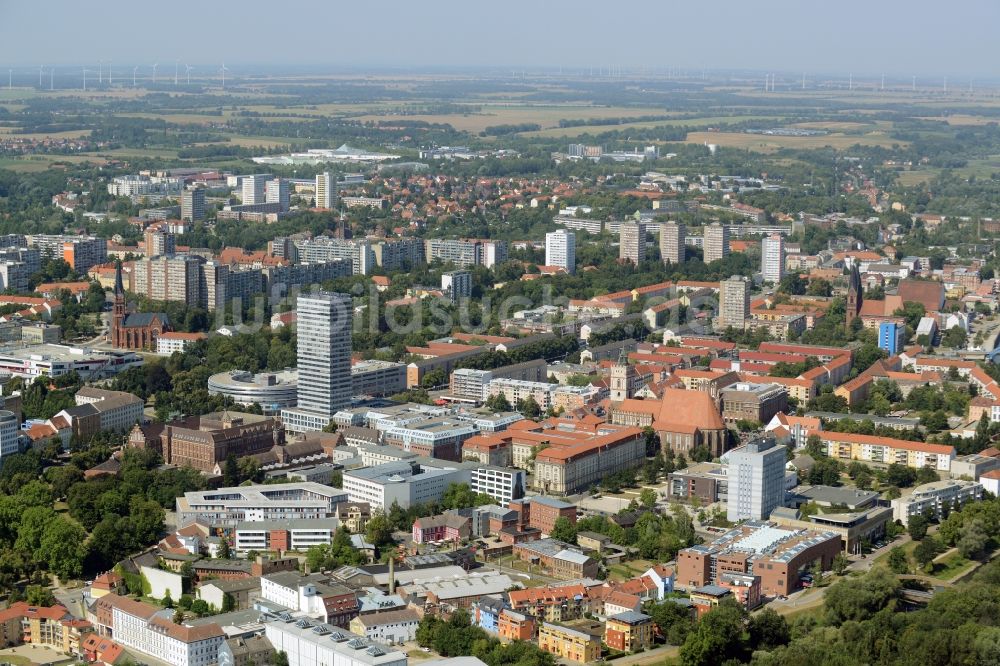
[890,479,983,525]
[719,275,751,329]
[133,254,203,303]
[619,222,645,264]
[181,187,206,222]
[726,438,787,522]
[703,223,730,262]
[660,222,686,264]
[538,622,602,664]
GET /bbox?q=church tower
[845,263,863,331]
[610,349,637,402]
[111,260,127,347]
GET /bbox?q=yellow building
[538,622,601,664]
[605,611,654,653]
[817,431,955,472]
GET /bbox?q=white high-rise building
[726,437,787,522]
[761,234,785,283]
[266,178,291,212]
[315,172,337,209]
[281,292,353,433]
[241,174,268,205]
[0,410,18,469]
[441,270,472,302]
[704,223,730,262]
[545,229,576,274]
[660,222,686,264]
[719,275,751,330]
[619,222,646,264]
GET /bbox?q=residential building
[507,584,590,623]
[175,482,348,528]
[619,222,645,264]
[538,622,602,664]
[891,479,983,525]
[133,254,203,303]
[676,522,841,597]
[660,221,686,264]
[0,602,89,654]
[371,238,425,271]
[726,437,787,522]
[545,229,576,274]
[264,617,407,666]
[241,174,269,205]
[449,359,546,402]
[156,331,206,356]
[720,382,788,426]
[30,235,107,273]
[144,226,176,257]
[233,518,340,553]
[315,172,338,208]
[761,234,785,283]
[817,431,955,471]
[106,595,225,666]
[281,292,353,433]
[605,611,654,652]
[349,609,421,645]
[879,321,905,356]
[412,514,471,544]
[703,223,730,262]
[441,270,472,302]
[181,187,206,222]
[266,178,291,212]
[719,276,751,330]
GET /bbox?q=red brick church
[109,261,171,350]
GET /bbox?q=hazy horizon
[2,0,997,79]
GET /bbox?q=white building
[266,178,291,212]
[71,387,144,432]
[343,461,464,511]
[441,270,472,302]
[264,617,406,666]
[111,598,224,666]
[156,332,205,356]
[761,234,785,283]
[891,479,983,525]
[315,172,337,209]
[726,437,787,522]
[281,292,353,433]
[704,223,730,263]
[0,410,18,468]
[660,222,686,264]
[175,482,348,527]
[241,174,270,205]
[469,466,526,505]
[234,518,340,553]
[545,229,576,274]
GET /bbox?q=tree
[823,567,900,624]
[908,513,930,541]
[887,546,910,574]
[832,552,849,575]
[172,609,185,624]
[484,392,512,412]
[956,518,990,558]
[914,537,941,569]
[217,539,231,560]
[550,516,577,544]
[221,592,236,613]
[273,652,289,666]
[639,488,658,509]
[886,464,917,488]
[190,599,211,617]
[680,598,748,666]
[365,513,394,548]
[748,607,790,651]
[517,394,542,418]
[223,454,239,487]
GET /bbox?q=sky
[1,1,997,79]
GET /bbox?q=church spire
[114,259,125,296]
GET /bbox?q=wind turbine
[99,60,103,85]
[8,69,12,90]
[174,60,179,85]
[221,62,228,89]
[133,65,138,87]
[108,60,112,86]
[152,62,158,84]
[50,67,54,91]
[83,67,87,91]
[38,65,43,88]
[185,64,193,85]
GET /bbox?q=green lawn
[928,552,977,581]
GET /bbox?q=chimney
[388,556,395,595]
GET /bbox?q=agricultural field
[685,129,905,153]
